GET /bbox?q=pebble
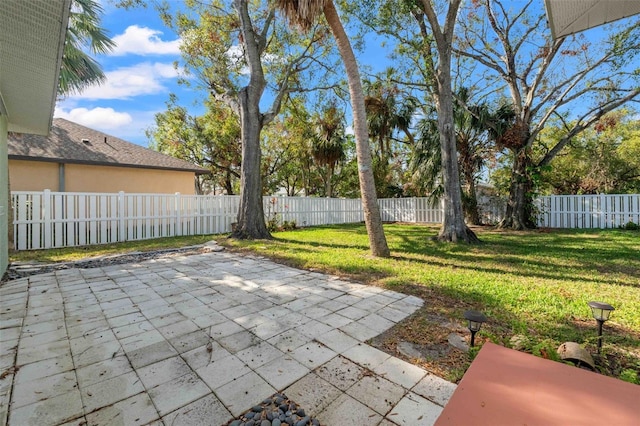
[223,393,321,426]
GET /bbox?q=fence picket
[11,191,639,250]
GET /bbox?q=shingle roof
[8,118,209,174]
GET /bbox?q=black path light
[464,310,487,348]
[587,301,615,354]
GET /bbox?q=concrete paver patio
[0,251,456,425]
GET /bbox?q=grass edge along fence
[11,190,638,251]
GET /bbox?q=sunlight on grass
[225,224,640,350]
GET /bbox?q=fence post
[43,189,52,249]
[599,193,605,229]
[175,192,182,236]
[118,191,126,242]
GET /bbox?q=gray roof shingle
[8,118,209,174]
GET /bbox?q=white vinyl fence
[12,190,637,251]
[11,191,365,251]
[536,194,640,229]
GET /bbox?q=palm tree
[276,0,390,257]
[59,0,115,96]
[311,103,346,197]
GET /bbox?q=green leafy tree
[540,110,640,194]
[412,87,498,224]
[311,101,346,197]
[351,0,479,242]
[157,0,334,239]
[59,0,115,96]
[455,0,640,229]
[276,0,390,256]
[147,95,241,195]
[364,76,417,198]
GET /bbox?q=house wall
[1,114,9,274]
[9,159,197,194]
[9,159,60,191]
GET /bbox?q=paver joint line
[1,250,455,426]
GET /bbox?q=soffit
[544,0,640,38]
[0,0,71,135]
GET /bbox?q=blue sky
[55,3,187,146]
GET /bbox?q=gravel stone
[224,393,321,426]
[3,244,220,282]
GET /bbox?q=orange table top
[436,342,640,426]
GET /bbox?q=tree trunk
[224,170,234,195]
[499,148,536,230]
[232,87,271,239]
[434,52,479,243]
[323,0,390,257]
[463,180,481,226]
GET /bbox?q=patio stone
[294,319,333,338]
[373,356,427,389]
[214,371,276,417]
[339,321,379,341]
[386,392,442,425]
[85,392,159,426]
[120,329,164,353]
[208,320,245,340]
[16,339,71,365]
[289,341,337,369]
[318,312,352,329]
[161,395,232,426]
[14,353,74,384]
[315,329,359,354]
[148,372,211,417]
[316,356,365,391]
[182,341,230,370]
[267,329,312,353]
[346,375,406,415]
[236,341,284,369]
[412,373,457,406]
[76,355,134,388]
[11,371,78,409]
[196,354,251,389]
[283,373,342,416]
[9,389,83,426]
[356,313,396,334]
[157,319,200,339]
[316,393,382,425]
[81,370,145,412]
[126,340,178,369]
[137,356,192,390]
[342,343,391,370]
[112,320,155,340]
[218,330,261,354]
[168,329,211,354]
[254,354,310,390]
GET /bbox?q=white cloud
[66,62,179,100]
[112,25,181,56]
[54,107,133,130]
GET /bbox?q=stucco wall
[9,159,197,194]
[1,115,9,274]
[65,164,196,194]
[9,159,60,191]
